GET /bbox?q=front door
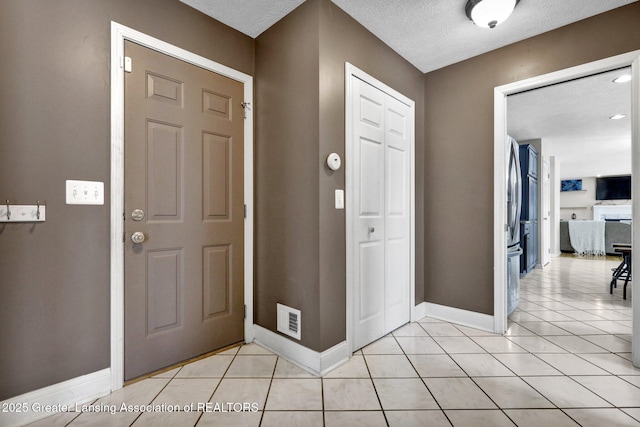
[124,41,245,380]
[350,75,412,351]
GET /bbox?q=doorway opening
[493,50,640,367]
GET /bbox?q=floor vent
[277,303,301,340]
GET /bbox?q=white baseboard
[419,302,495,333]
[0,368,111,427]
[253,325,349,376]
[412,302,427,321]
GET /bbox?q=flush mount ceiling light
[610,114,626,120]
[465,0,519,29]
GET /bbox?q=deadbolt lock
[131,209,145,221]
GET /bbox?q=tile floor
[28,255,638,426]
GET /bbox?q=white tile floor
[28,255,638,426]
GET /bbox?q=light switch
[66,180,104,205]
[335,189,344,209]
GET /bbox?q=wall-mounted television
[561,179,582,192]
[596,175,631,200]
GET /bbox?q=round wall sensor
[327,153,341,171]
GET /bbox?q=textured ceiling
[178,0,305,38]
[179,0,637,73]
[508,68,632,180]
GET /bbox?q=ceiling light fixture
[465,0,519,29]
[610,114,626,120]
[613,74,632,83]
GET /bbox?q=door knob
[368,227,375,233]
[131,232,146,244]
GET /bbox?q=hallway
[28,256,638,426]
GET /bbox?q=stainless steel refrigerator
[506,136,523,315]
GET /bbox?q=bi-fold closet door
[350,76,412,351]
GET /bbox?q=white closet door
[384,94,411,332]
[351,76,411,350]
[352,78,386,350]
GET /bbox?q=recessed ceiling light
[613,74,632,83]
[609,114,626,120]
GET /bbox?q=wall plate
[66,180,104,205]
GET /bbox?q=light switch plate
[335,189,344,209]
[66,180,104,205]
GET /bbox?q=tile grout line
[256,352,279,425]
[189,347,241,426]
[446,323,558,424]
[360,348,391,426]
[391,327,454,426]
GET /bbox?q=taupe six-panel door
[124,41,244,380]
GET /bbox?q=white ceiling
[508,68,632,180]
[178,0,637,73]
[179,0,305,39]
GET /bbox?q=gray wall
[0,0,254,400]
[255,0,424,352]
[423,3,640,315]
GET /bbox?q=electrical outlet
[66,180,104,205]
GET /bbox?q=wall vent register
[277,303,301,340]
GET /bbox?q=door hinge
[241,102,251,119]
[244,204,247,219]
[244,304,247,319]
[122,56,132,73]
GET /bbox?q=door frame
[541,158,550,267]
[345,62,416,354]
[493,50,640,367]
[110,22,254,391]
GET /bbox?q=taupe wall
[255,0,425,351]
[317,1,425,350]
[423,3,640,315]
[0,0,253,400]
[255,0,322,350]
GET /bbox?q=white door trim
[493,51,640,368]
[110,22,254,391]
[345,62,416,355]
